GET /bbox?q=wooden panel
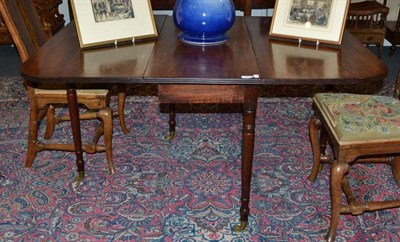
[0,13,12,44]
[158,84,245,103]
[33,0,65,36]
[386,21,400,46]
[351,0,399,21]
[0,0,65,45]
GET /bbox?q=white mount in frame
[270,0,350,45]
[71,0,157,48]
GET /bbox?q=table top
[246,17,388,85]
[20,16,387,85]
[20,16,167,84]
[143,16,260,84]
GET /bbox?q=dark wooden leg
[166,103,176,141]
[377,44,382,58]
[66,85,85,183]
[234,86,259,232]
[319,124,329,158]
[326,162,349,242]
[389,44,397,56]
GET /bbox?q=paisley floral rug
[1,77,399,241]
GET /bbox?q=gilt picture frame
[270,0,350,45]
[71,0,158,49]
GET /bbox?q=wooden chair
[308,71,400,241]
[385,6,400,56]
[0,0,129,176]
[346,0,389,57]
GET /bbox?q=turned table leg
[67,85,85,183]
[234,86,258,231]
[166,103,176,141]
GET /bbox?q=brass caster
[74,170,85,186]
[233,221,247,232]
[165,131,175,141]
[109,165,116,175]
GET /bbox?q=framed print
[270,0,350,45]
[71,0,158,48]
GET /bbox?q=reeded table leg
[66,85,85,183]
[234,86,258,232]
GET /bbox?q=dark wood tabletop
[143,16,260,84]
[20,16,387,85]
[20,15,167,84]
[245,17,388,85]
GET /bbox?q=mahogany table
[20,16,387,232]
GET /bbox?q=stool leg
[326,162,349,242]
[99,108,115,175]
[391,156,400,187]
[118,85,130,134]
[308,115,321,182]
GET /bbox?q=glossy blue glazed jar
[173,0,236,46]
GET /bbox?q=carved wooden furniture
[19,15,387,234]
[346,0,389,57]
[385,6,400,55]
[0,0,130,179]
[307,72,400,241]
[0,0,64,44]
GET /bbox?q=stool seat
[314,93,400,144]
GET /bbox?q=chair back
[0,0,47,63]
[394,71,400,99]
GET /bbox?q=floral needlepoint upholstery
[314,93,400,144]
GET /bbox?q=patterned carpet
[1,77,400,241]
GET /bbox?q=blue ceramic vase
[173,0,236,46]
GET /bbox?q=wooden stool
[308,71,400,241]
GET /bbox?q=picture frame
[71,0,158,49]
[270,0,350,45]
